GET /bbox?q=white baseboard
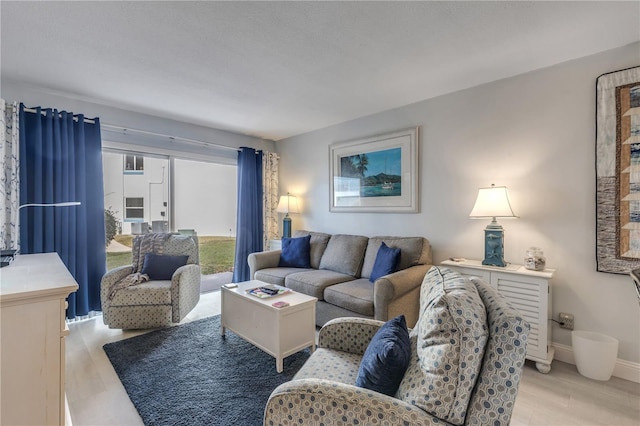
[552,342,640,383]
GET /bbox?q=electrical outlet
[559,312,574,330]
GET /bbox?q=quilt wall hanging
[596,66,640,274]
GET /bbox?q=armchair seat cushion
[285,270,354,300]
[110,280,172,306]
[323,279,374,316]
[293,348,362,385]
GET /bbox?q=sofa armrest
[374,263,430,327]
[248,250,282,279]
[265,378,437,425]
[171,264,201,322]
[318,317,385,354]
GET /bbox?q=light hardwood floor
[66,291,640,425]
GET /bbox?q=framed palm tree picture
[329,127,419,213]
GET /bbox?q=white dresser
[1,253,79,425]
[441,259,555,373]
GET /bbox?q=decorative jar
[524,247,546,271]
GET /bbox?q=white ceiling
[1,1,639,141]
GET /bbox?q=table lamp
[469,184,517,267]
[276,193,300,238]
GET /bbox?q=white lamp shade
[469,185,517,218]
[276,194,300,214]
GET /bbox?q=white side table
[441,259,555,373]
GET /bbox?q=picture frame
[329,127,419,213]
[596,66,640,274]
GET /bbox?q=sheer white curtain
[1,99,20,250]
[263,151,279,248]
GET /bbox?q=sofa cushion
[255,267,312,286]
[141,254,189,280]
[319,234,368,277]
[355,315,411,396]
[397,267,488,426]
[369,242,401,282]
[323,279,375,316]
[361,237,424,278]
[279,235,311,268]
[293,230,331,269]
[285,270,355,300]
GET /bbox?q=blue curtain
[232,147,263,282]
[19,104,106,319]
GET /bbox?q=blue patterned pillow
[141,254,189,280]
[355,315,411,396]
[369,242,401,282]
[279,235,311,268]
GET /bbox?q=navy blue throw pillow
[355,315,411,396]
[369,242,401,282]
[141,254,189,280]
[278,235,311,268]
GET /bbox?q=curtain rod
[100,123,242,152]
[22,107,96,124]
[21,107,250,154]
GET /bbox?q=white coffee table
[220,280,317,373]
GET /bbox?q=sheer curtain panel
[1,99,20,251]
[263,151,279,248]
[19,104,106,318]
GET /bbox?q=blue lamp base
[282,215,292,239]
[482,223,507,267]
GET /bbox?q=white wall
[277,43,640,363]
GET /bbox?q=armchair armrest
[171,263,201,322]
[265,378,436,425]
[100,265,134,324]
[248,250,281,279]
[318,317,385,354]
[100,265,134,304]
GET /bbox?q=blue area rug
[103,316,309,426]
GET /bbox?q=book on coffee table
[246,284,290,299]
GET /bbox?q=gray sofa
[264,267,530,425]
[248,230,432,328]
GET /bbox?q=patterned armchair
[101,233,201,329]
[265,267,530,426]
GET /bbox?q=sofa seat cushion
[255,267,312,286]
[361,237,425,279]
[324,278,374,317]
[293,348,362,385]
[323,279,374,317]
[285,270,355,300]
[110,280,172,306]
[398,266,488,426]
[319,234,369,277]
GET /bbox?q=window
[125,197,144,220]
[103,149,237,275]
[124,155,144,173]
